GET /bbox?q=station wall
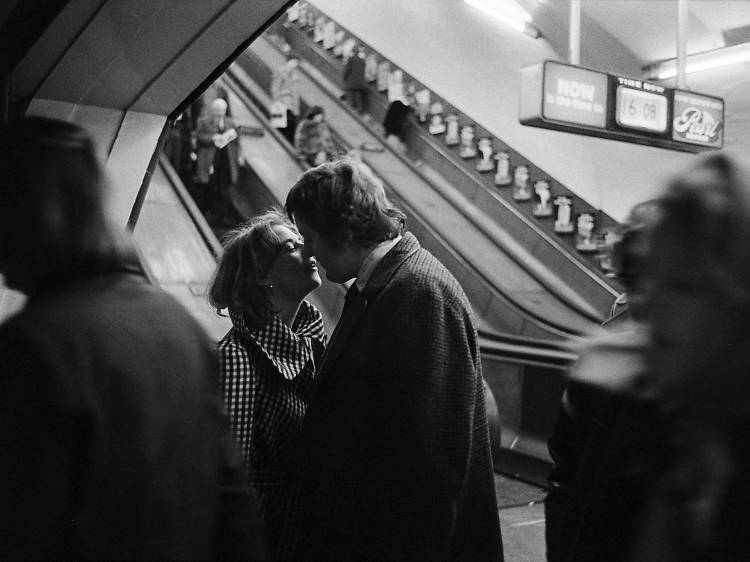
[309,0,711,222]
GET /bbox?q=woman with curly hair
[209,208,325,560]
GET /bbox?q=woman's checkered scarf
[229,301,326,379]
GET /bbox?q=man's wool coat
[297,232,504,561]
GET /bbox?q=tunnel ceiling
[2,0,293,117]
[517,0,750,69]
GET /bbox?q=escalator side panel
[133,162,231,342]
[242,38,600,338]
[278,22,620,317]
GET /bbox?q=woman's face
[643,223,741,392]
[263,224,321,300]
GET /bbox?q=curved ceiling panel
[5,0,291,228]
[11,0,291,116]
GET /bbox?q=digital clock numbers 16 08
[615,86,668,133]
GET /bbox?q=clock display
[615,86,668,133]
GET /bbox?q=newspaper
[214,128,237,149]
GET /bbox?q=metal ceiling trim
[169,0,297,124]
[124,0,239,113]
[19,0,107,115]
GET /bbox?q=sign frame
[520,60,724,153]
[671,89,725,149]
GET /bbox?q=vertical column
[569,0,581,65]
[677,0,689,88]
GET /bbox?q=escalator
[143,73,581,365]
[139,67,586,481]
[132,157,231,342]
[230,36,604,343]
[132,152,343,339]
[221,45,590,479]
[272,18,622,316]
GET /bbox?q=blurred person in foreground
[285,158,504,561]
[0,116,266,560]
[627,152,750,561]
[545,198,662,562]
[209,209,326,560]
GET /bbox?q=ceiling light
[465,0,540,38]
[644,41,750,80]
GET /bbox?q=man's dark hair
[285,158,405,248]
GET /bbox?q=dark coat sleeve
[0,327,80,559]
[367,275,480,559]
[545,379,658,562]
[215,408,268,561]
[0,315,267,561]
[545,382,607,562]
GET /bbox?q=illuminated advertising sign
[542,62,608,129]
[519,60,724,153]
[672,90,724,148]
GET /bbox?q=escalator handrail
[250,37,606,324]
[216,71,582,368]
[232,47,592,337]
[478,327,578,370]
[236,42,603,336]
[277,22,620,308]
[478,326,577,351]
[159,154,224,258]
[280,17,620,298]
[478,336,577,370]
